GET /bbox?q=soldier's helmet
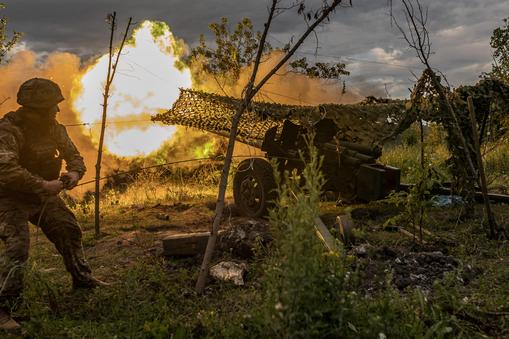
[17,78,65,109]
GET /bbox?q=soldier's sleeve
[0,129,45,193]
[56,125,86,179]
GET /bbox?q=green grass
[2,140,509,337]
[381,128,509,191]
[12,199,509,338]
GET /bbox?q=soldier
[0,78,108,331]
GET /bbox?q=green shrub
[257,140,351,337]
[250,139,461,338]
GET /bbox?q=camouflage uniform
[0,79,94,308]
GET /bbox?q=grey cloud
[3,0,507,98]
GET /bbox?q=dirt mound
[219,218,272,259]
[391,251,459,290]
[355,245,465,293]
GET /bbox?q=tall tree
[0,3,21,107]
[0,3,21,64]
[487,17,509,83]
[189,17,348,96]
[193,0,352,294]
[189,17,273,95]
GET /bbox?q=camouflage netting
[397,70,509,198]
[153,79,509,200]
[153,89,408,149]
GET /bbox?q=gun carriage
[154,89,408,217]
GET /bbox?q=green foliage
[384,159,441,235]
[193,139,217,158]
[484,142,509,188]
[487,17,509,83]
[382,122,509,191]
[289,57,350,81]
[11,155,509,337]
[381,123,451,183]
[261,140,349,337]
[189,16,350,88]
[189,17,271,84]
[171,37,188,71]
[250,138,462,336]
[401,124,419,146]
[0,3,21,64]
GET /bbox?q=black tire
[233,158,277,218]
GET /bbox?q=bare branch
[94,13,133,238]
[108,17,134,87]
[253,0,350,96]
[212,74,230,97]
[195,0,352,294]
[244,0,278,98]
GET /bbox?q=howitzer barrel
[339,141,381,158]
[343,149,375,163]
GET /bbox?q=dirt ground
[8,197,507,337]
[76,199,505,297]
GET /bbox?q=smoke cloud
[193,50,363,105]
[0,31,373,197]
[0,50,120,196]
[189,50,365,156]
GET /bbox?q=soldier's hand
[61,171,80,189]
[42,180,64,195]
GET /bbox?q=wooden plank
[314,217,341,253]
[399,227,427,244]
[409,225,432,237]
[162,232,210,257]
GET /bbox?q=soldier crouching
[0,78,108,331]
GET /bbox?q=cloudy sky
[3,0,508,98]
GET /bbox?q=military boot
[0,308,21,331]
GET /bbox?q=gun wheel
[233,158,276,218]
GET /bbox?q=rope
[62,119,153,127]
[73,154,301,188]
[74,154,275,188]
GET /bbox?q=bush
[258,139,351,337]
[249,139,461,338]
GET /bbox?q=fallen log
[399,227,428,244]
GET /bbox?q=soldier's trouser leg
[0,208,29,307]
[30,197,93,286]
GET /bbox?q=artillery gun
[154,90,408,217]
[233,118,400,217]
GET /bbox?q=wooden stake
[418,119,425,242]
[94,13,133,238]
[314,217,341,253]
[467,96,498,239]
